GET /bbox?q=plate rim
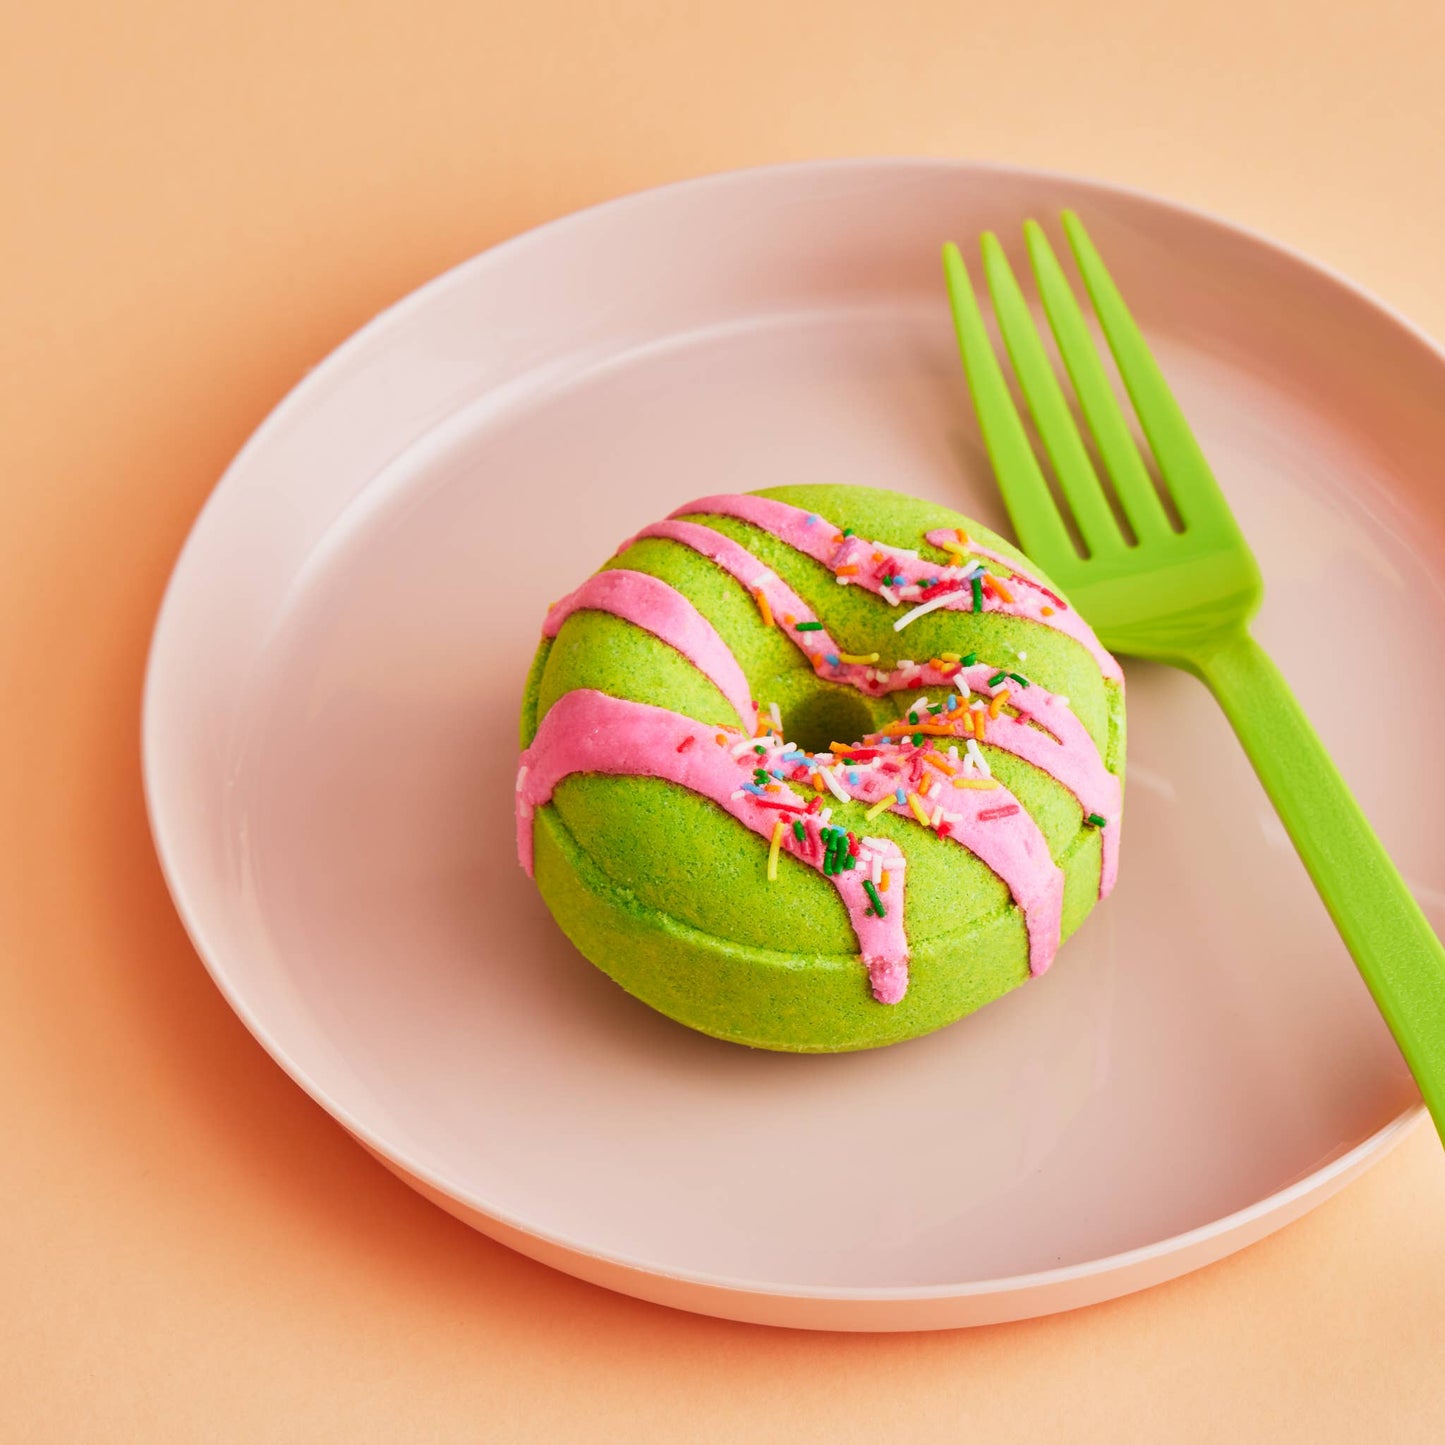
[143,155,1430,1319]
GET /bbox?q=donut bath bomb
[516,485,1125,1052]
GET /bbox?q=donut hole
[785,685,880,756]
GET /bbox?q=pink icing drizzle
[624,520,1120,900]
[516,690,911,1002]
[544,569,757,728]
[671,493,1123,683]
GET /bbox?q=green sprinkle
[1009,672,1030,687]
[796,620,824,631]
[793,820,806,842]
[962,652,977,666]
[988,672,1008,687]
[929,703,943,714]
[1086,813,1107,828]
[841,528,854,537]
[754,745,766,755]
[912,732,923,745]
[908,711,919,724]
[971,575,984,612]
[863,879,885,918]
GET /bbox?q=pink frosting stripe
[544,569,756,728]
[517,690,911,1003]
[670,492,1123,683]
[951,665,1122,899]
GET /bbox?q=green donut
[518,484,1126,1052]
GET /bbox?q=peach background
[5,1,1445,1439]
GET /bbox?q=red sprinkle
[752,797,808,814]
[978,805,1021,822]
[676,736,696,753]
[917,578,967,602]
[937,822,953,838]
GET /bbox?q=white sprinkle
[909,693,931,714]
[819,807,833,826]
[731,737,758,758]
[897,660,915,671]
[880,586,900,607]
[871,853,882,885]
[835,575,851,586]
[515,764,528,792]
[750,571,777,588]
[821,767,850,804]
[965,738,992,777]
[948,745,960,761]
[730,789,747,800]
[769,702,782,732]
[930,805,943,828]
[893,591,958,632]
[893,546,920,559]
[1017,651,1027,661]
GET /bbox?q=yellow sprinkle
[880,870,891,893]
[989,688,1009,719]
[953,777,1000,790]
[754,589,774,628]
[865,795,894,822]
[767,820,783,881]
[940,651,961,662]
[907,792,931,826]
[837,651,880,665]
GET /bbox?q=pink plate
[144,160,1441,1329]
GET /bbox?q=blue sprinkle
[847,770,860,785]
[825,653,840,667]
[805,514,818,525]
[895,788,906,804]
[743,782,766,796]
[771,769,787,779]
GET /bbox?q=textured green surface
[520,483,1125,1051]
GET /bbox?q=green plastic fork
[944,213,1445,1140]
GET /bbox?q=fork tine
[1060,210,1240,536]
[1023,221,1175,546]
[980,232,1123,558]
[942,242,1078,568]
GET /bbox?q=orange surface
[5,2,1445,1439]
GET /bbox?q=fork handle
[1193,628,1445,1138]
